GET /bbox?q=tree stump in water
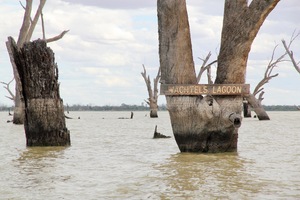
[243,101,252,118]
[157,0,278,152]
[153,125,171,139]
[7,37,70,146]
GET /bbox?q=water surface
[0,111,299,199]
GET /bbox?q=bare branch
[282,31,300,74]
[253,44,285,96]
[46,30,70,43]
[197,52,217,83]
[206,60,217,84]
[17,0,32,47]
[1,78,15,102]
[141,64,153,99]
[19,1,26,9]
[25,0,46,43]
[144,99,150,105]
[41,11,46,40]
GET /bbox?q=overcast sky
[0,0,299,106]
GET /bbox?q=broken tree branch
[46,30,70,43]
[141,64,153,102]
[253,44,284,96]
[1,78,15,102]
[282,31,300,74]
[197,52,217,83]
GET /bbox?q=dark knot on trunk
[229,113,242,128]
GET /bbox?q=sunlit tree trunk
[158,0,279,152]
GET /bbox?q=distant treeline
[0,104,299,112]
[262,105,300,111]
[64,103,167,111]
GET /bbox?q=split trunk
[157,0,279,152]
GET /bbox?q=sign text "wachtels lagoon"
[160,84,250,96]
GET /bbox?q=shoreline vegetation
[0,104,300,112]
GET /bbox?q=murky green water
[1,111,299,199]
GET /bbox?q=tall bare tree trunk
[7,37,70,146]
[158,0,238,152]
[158,0,279,153]
[7,0,67,125]
[141,65,160,118]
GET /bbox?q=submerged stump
[8,37,70,146]
[153,125,171,139]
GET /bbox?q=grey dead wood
[141,65,160,118]
[158,0,279,152]
[6,0,68,124]
[7,37,70,146]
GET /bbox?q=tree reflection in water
[154,152,267,199]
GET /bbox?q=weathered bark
[215,0,278,121]
[8,0,68,125]
[158,0,239,152]
[216,0,279,84]
[7,37,70,146]
[158,0,279,153]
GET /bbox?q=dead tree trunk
[247,42,290,120]
[7,0,68,125]
[7,37,70,146]
[215,0,278,124]
[243,100,252,118]
[141,65,160,118]
[158,0,279,153]
[158,0,239,152]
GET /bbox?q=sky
[0,0,299,107]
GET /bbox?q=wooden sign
[160,84,250,96]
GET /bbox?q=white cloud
[0,0,299,106]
